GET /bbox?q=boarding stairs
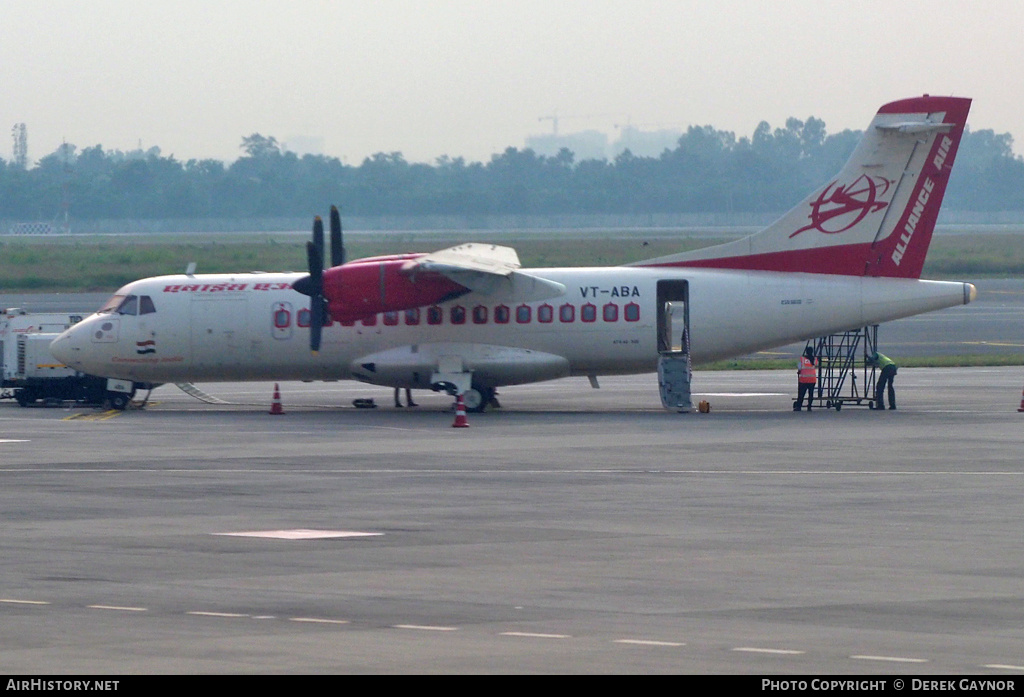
[803,325,879,411]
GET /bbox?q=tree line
[1,120,1022,223]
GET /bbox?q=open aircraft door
[656,280,692,412]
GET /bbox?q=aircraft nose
[50,326,85,370]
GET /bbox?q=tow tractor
[0,308,136,408]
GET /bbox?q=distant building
[525,126,684,161]
[612,126,683,158]
[525,130,609,161]
[283,136,326,157]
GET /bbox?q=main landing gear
[461,385,498,413]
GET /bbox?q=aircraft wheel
[462,387,485,413]
[107,392,130,411]
[462,386,494,414]
[15,389,37,407]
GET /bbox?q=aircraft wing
[416,243,522,275]
[413,243,566,302]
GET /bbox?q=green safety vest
[874,353,896,370]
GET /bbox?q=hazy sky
[4,0,1023,165]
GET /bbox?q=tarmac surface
[1,368,1023,674]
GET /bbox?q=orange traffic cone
[269,383,285,415]
[1018,386,1024,412]
[452,393,469,428]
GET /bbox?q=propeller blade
[305,241,323,286]
[330,205,345,266]
[304,240,325,352]
[312,215,325,268]
[310,296,324,353]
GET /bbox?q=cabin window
[537,304,553,323]
[405,308,420,325]
[516,305,532,324]
[297,309,311,327]
[494,305,510,324]
[383,311,400,326]
[624,302,640,322]
[472,305,488,324]
[361,314,378,327]
[274,308,291,329]
[139,296,157,314]
[559,303,575,323]
[450,306,466,325]
[581,303,597,323]
[603,303,619,322]
[427,306,443,325]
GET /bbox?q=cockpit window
[117,295,139,316]
[98,294,127,314]
[97,292,155,316]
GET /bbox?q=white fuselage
[50,266,973,390]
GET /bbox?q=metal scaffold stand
[801,325,879,411]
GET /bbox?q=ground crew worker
[794,345,817,412]
[867,351,898,410]
[394,387,417,408]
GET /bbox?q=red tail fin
[636,96,972,278]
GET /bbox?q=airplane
[51,95,976,412]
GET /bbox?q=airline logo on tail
[891,176,934,267]
[891,135,954,267]
[790,175,893,238]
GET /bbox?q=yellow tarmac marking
[0,598,49,605]
[63,410,121,421]
[501,631,571,639]
[394,624,458,632]
[734,647,805,655]
[290,617,349,625]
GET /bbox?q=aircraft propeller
[293,207,345,353]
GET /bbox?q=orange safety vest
[798,356,817,383]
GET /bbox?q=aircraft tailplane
[635,95,972,279]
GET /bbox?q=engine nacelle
[321,255,469,323]
[349,342,572,388]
